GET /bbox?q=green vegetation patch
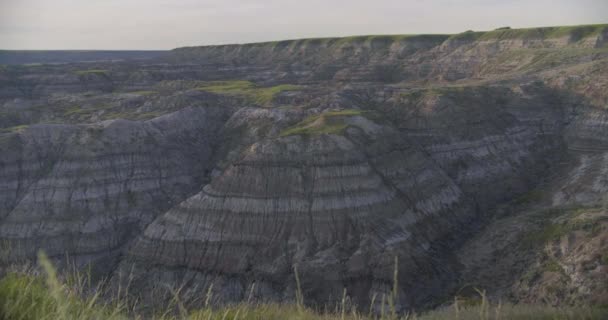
[195,80,301,105]
[184,23,606,52]
[0,253,119,320]
[62,103,163,122]
[482,24,606,41]
[601,250,608,265]
[486,47,608,75]
[265,34,449,50]
[1,251,607,320]
[332,34,449,46]
[102,110,163,121]
[74,69,108,76]
[0,273,58,320]
[399,86,471,101]
[520,259,567,288]
[542,259,565,275]
[127,90,157,96]
[526,223,569,245]
[280,109,373,137]
[447,24,607,42]
[195,80,254,93]
[0,124,29,134]
[520,207,606,248]
[448,30,486,41]
[251,84,301,104]
[513,190,544,206]
[63,104,113,117]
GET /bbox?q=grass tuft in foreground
[0,252,127,320]
[0,252,606,320]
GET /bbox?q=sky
[0,0,607,50]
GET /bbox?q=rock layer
[0,106,229,271]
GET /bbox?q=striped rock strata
[119,84,564,308]
[0,106,229,271]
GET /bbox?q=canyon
[1,24,607,311]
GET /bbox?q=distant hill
[0,50,167,65]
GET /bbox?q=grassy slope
[174,23,607,52]
[1,272,605,320]
[480,24,607,41]
[195,81,301,105]
[74,69,108,76]
[279,110,375,136]
[1,253,606,320]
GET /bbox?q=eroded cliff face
[170,24,608,83]
[1,24,608,310]
[0,106,230,273]
[111,81,573,308]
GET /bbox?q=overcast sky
[0,0,606,50]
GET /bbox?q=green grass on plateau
[279,110,370,137]
[195,80,301,105]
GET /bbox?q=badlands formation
[1,24,608,310]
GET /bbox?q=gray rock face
[0,106,230,271]
[1,24,608,310]
[116,84,567,308]
[124,129,458,305]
